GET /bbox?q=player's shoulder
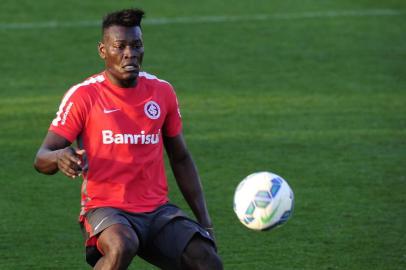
[69,73,105,93]
[139,71,173,90]
[64,73,105,100]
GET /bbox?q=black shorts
[79,203,215,269]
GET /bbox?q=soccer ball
[233,171,294,231]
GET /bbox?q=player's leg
[181,234,223,270]
[94,223,139,270]
[80,207,140,269]
[135,203,223,270]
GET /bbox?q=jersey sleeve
[163,84,182,137]
[49,85,91,143]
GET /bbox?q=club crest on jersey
[144,101,161,120]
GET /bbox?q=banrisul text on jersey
[102,129,160,144]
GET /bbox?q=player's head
[102,9,145,36]
[98,9,145,88]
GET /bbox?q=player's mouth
[122,64,139,72]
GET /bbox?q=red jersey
[49,71,182,216]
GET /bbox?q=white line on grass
[0,9,404,30]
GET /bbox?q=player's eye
[113,43,125,50]
[131,42,143,49]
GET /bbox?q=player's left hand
[56,147,86,179]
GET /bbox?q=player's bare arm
[34,131,85,178]
[163,133,213,230]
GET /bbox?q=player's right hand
[56,147,86,179]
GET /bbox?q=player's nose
[123,46,134,59]
[123,46,141,59]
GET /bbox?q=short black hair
[102,9,145,32]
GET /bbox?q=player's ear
[98,42,106,60]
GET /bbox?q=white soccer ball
[233,171,294,231]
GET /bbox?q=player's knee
[181,235,223,270]
[99,225,139,260]
[108,236,138,259]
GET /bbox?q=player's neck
[105,71,138,88]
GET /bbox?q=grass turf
[0,0,405,269]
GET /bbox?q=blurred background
[0,0,405,269]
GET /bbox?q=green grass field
[0,0,405,269]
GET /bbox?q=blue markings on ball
[242,202,256,224]
[270,177,282,197]
[261,210,291,231]
[243,216,255,224]
[279,210,291,224]
[245,202,256,215]
[254,191,272,208]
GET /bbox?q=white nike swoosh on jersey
[94,216,109,231]
[103,108,120,114]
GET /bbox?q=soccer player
[34,9,223,270]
